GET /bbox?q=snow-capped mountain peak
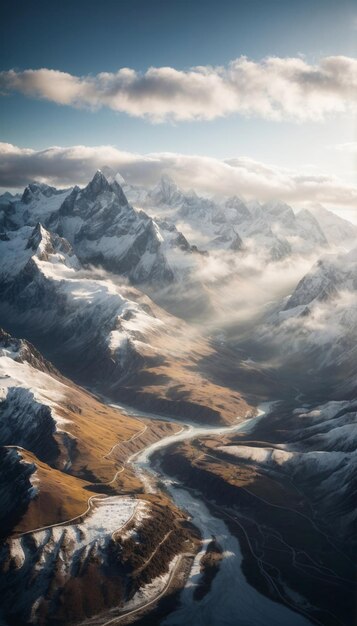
[0,183,72,233]
[85,168,111,191]
[21,181,63,205]
[26,222,53,252]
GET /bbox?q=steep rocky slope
[47,170,201,287]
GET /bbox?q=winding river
[113,403,313,626]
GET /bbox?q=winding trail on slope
[8,418,148,537]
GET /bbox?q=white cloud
[333,142,357,153]
[1,55,357,122]
[1,142,357,211]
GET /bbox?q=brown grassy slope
[0,357,148,532]
[109,306,253,425]
[14,449,97,533]
[9,371,181,532]
[31,368,178,483]
[54,385,144,482]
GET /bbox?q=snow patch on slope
[0,356,69,429]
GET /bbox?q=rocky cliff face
[0,447,37,540]
[0,387,60,463]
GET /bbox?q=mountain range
[0,169,356,626]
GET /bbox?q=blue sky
[0,0,356,217]
[2,0,356,73]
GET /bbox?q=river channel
[113,402,313,626]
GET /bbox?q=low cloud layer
[1,55,357,122]
[1,142,357,211]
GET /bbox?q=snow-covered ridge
[0,222,164,353]
[0,353,70,428]
[2,170,356,328]
[219,444,293,465]
[1,171,205,293]
[122,173,357,259]
[0,332,77,463]
[0,223,187,400]
[3,170,355,294]
[3,170,357,252]
[7,496,147,569]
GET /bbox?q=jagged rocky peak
[154,217,191,251]
[55,172,135,230]
[21,181,61,205]
[0,191,19,205]
[26,222,51,251]
[0,192,15,200]
[84,169,112,195]
[43,170,203,286]
[25,222,77,262]
[82,169,129,206]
